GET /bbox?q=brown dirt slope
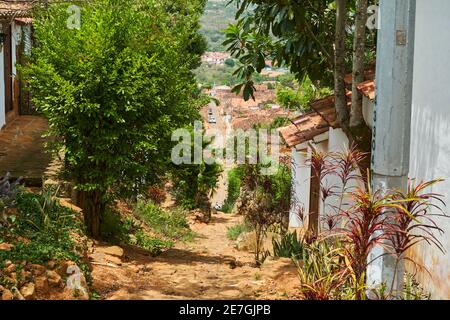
[91,213,301,300]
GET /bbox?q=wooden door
[308,166,321,236]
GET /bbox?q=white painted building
[0,2,33,130]
[404,0,450,299]
[279,94,372,233]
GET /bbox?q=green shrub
[100,209,132,243]
[402,274,431,300]
[99,206,177,256]
[227,223,251,241]
[276,77,332,111]
[24,0,207,237]
[134,201,194,242]
[0,191,90,284]
[14,191,81,239]
[222,166,245,213]
[224,58,235,67]
[273,232,305,259]
[0,234,79,267]
[133,230,173,257]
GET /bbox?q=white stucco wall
[11,22,21,76]
[315,140,329,222]
[362,97,374,129]
[11,22,21,102]
[408,0,450,299]
[290,148,311,228]
[328,127,348,153]
[0,22,23,129]
[290,131,351,229]
[322,128,351,225]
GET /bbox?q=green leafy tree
[224,58,236,67]
[171,130,222,211]
[224,0,376,150]
[276,77,332,111]
[23,0,207,237]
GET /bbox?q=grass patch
[0,190,91,285]
[100,200,195,256]
[133,230,173,257]
[227,223,251,241]
[134,200,195,242]
[100,208,176,257]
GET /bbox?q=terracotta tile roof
[310,95,339,128]
[15,17,32,24]
[232,109,291,130]
[278,92,352,148]
[344,64,376,85]
[231,98,259,109]
[278,112,330,148]
[0,1,33,18]
[356,80,375,100]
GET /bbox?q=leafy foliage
[222,166,245,213]
[0,191,88,281]
[13,191,81,239]
[272,232,305,260]
[134,201,195,242]
[133,230,174,257]
[227,223,251,240]
[171,130,222,211]
[402,273,431,300]
[237,163,291,264]
[99,208,134,244]
[224,0,337,99]
[296,240,353,300]
[223,0,377,100]
[276,77,332,111]
[22,0,207,236]
[100,200,194,255]
[298,146,448,299]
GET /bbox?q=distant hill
[200,0,237,51]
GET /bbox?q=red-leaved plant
[297,144,447,300]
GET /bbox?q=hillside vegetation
[200,0,237,51]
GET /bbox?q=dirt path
[91,213,301,300]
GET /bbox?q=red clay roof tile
[356,80,375,100]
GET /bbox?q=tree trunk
[76,189,105,239]
[349,0,373,178]
[334,0,350,134]
[350,0,369,128]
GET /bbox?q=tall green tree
[23,0,207,237]
[224,0,376,147]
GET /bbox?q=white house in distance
[0,0,33,131]
[200,51,231,65]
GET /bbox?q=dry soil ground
[90,213,301,300]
